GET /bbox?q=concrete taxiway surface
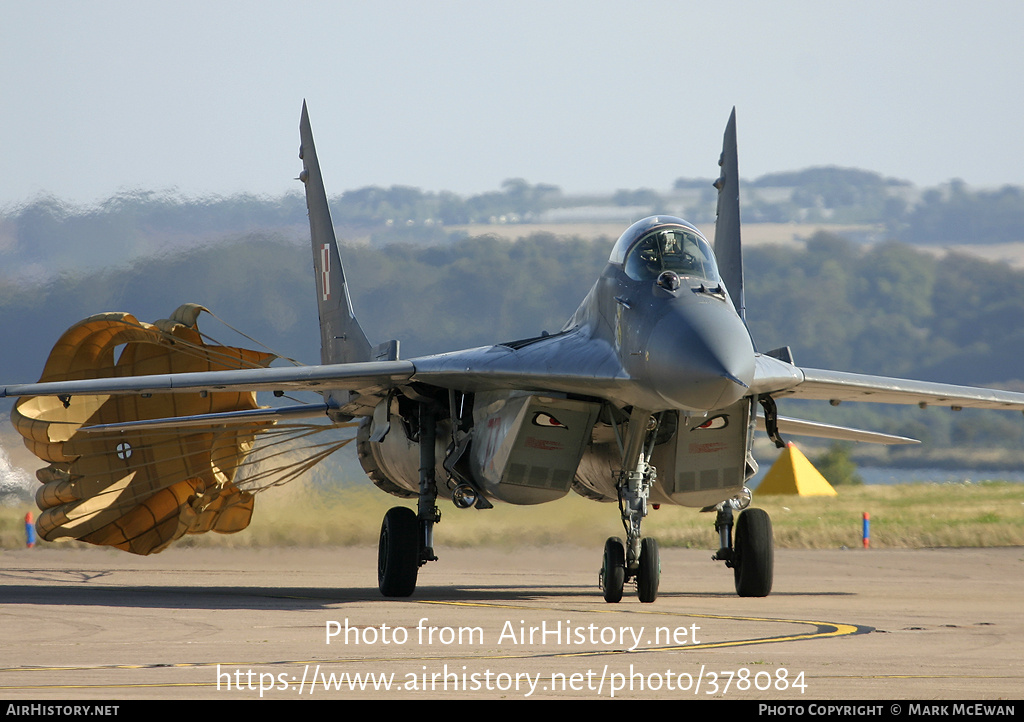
[0,545,1021,700]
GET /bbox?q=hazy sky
[4,1,1024,207]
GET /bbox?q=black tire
[601,537,626,603]
[733,508,773,597]
[637,537,660,603]
[378,506,419,597]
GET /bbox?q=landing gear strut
[378,402,440,597]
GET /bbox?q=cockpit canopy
[609,216,720,283]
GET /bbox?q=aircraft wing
[762,415,920,445]
[9,343,1024,417]
[79,403,334,432]
[751,355,1024,411]
[0,336,632,413]
[0,360,415,400]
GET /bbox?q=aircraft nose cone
[643,301,754,411]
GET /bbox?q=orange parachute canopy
[12,304,277,555]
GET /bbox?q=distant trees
[1,191,308,274]
[897,180,1024,244]
[811,444,864,486]
[612,188,661,208]
[675,166,914,224]
[675,166,1024,239]
[745,230,1024,386]
[7,166,1024,266]
[328,178,564,227]
[335,185,429,226]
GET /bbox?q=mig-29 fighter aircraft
[7,103,1024,604]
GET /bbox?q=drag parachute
[12,304,297,555]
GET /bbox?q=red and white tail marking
[320,244,331,300]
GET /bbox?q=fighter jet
[6,103,1024,603]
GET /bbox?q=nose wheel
[637,536,660,603]
[599,534,661,603]
[600,537,625,603]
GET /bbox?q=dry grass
[2,481,1022,553]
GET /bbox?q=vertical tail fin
[714,108,745,322]
[299,101,372,365]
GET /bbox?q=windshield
[623,226,719,282]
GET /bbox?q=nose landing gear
[599,408,662,603]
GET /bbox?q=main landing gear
[712,491,774,597]
[378,403,440,597]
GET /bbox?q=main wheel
[601,537,626,603]
[378,506,419,597]
[733,508,773,597]
[637,537,660,603]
